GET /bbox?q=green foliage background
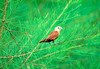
[0,0,100,69]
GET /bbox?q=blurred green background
[0,0,100,69]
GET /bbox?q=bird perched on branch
[39,26,62,43]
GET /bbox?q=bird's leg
[52,40,54,43]
[49,42,53,46]
[52,40,56,45]
[49,42,51,44]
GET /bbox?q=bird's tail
[39,39,47,43]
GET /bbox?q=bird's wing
[47,31,59,40]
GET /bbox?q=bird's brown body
[39,26,62,43]
[39,31,59,43]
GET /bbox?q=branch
[0,32,99,59]
[0,0,8,38]
[5,27,18,45]
[32,44,84,62]
[33,64,47,69]
[0,52,31,59]
[0,46,54,59]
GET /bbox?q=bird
[39,26,62,43]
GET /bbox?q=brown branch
[0,0,8,38]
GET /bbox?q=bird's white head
[54,26,62,32]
